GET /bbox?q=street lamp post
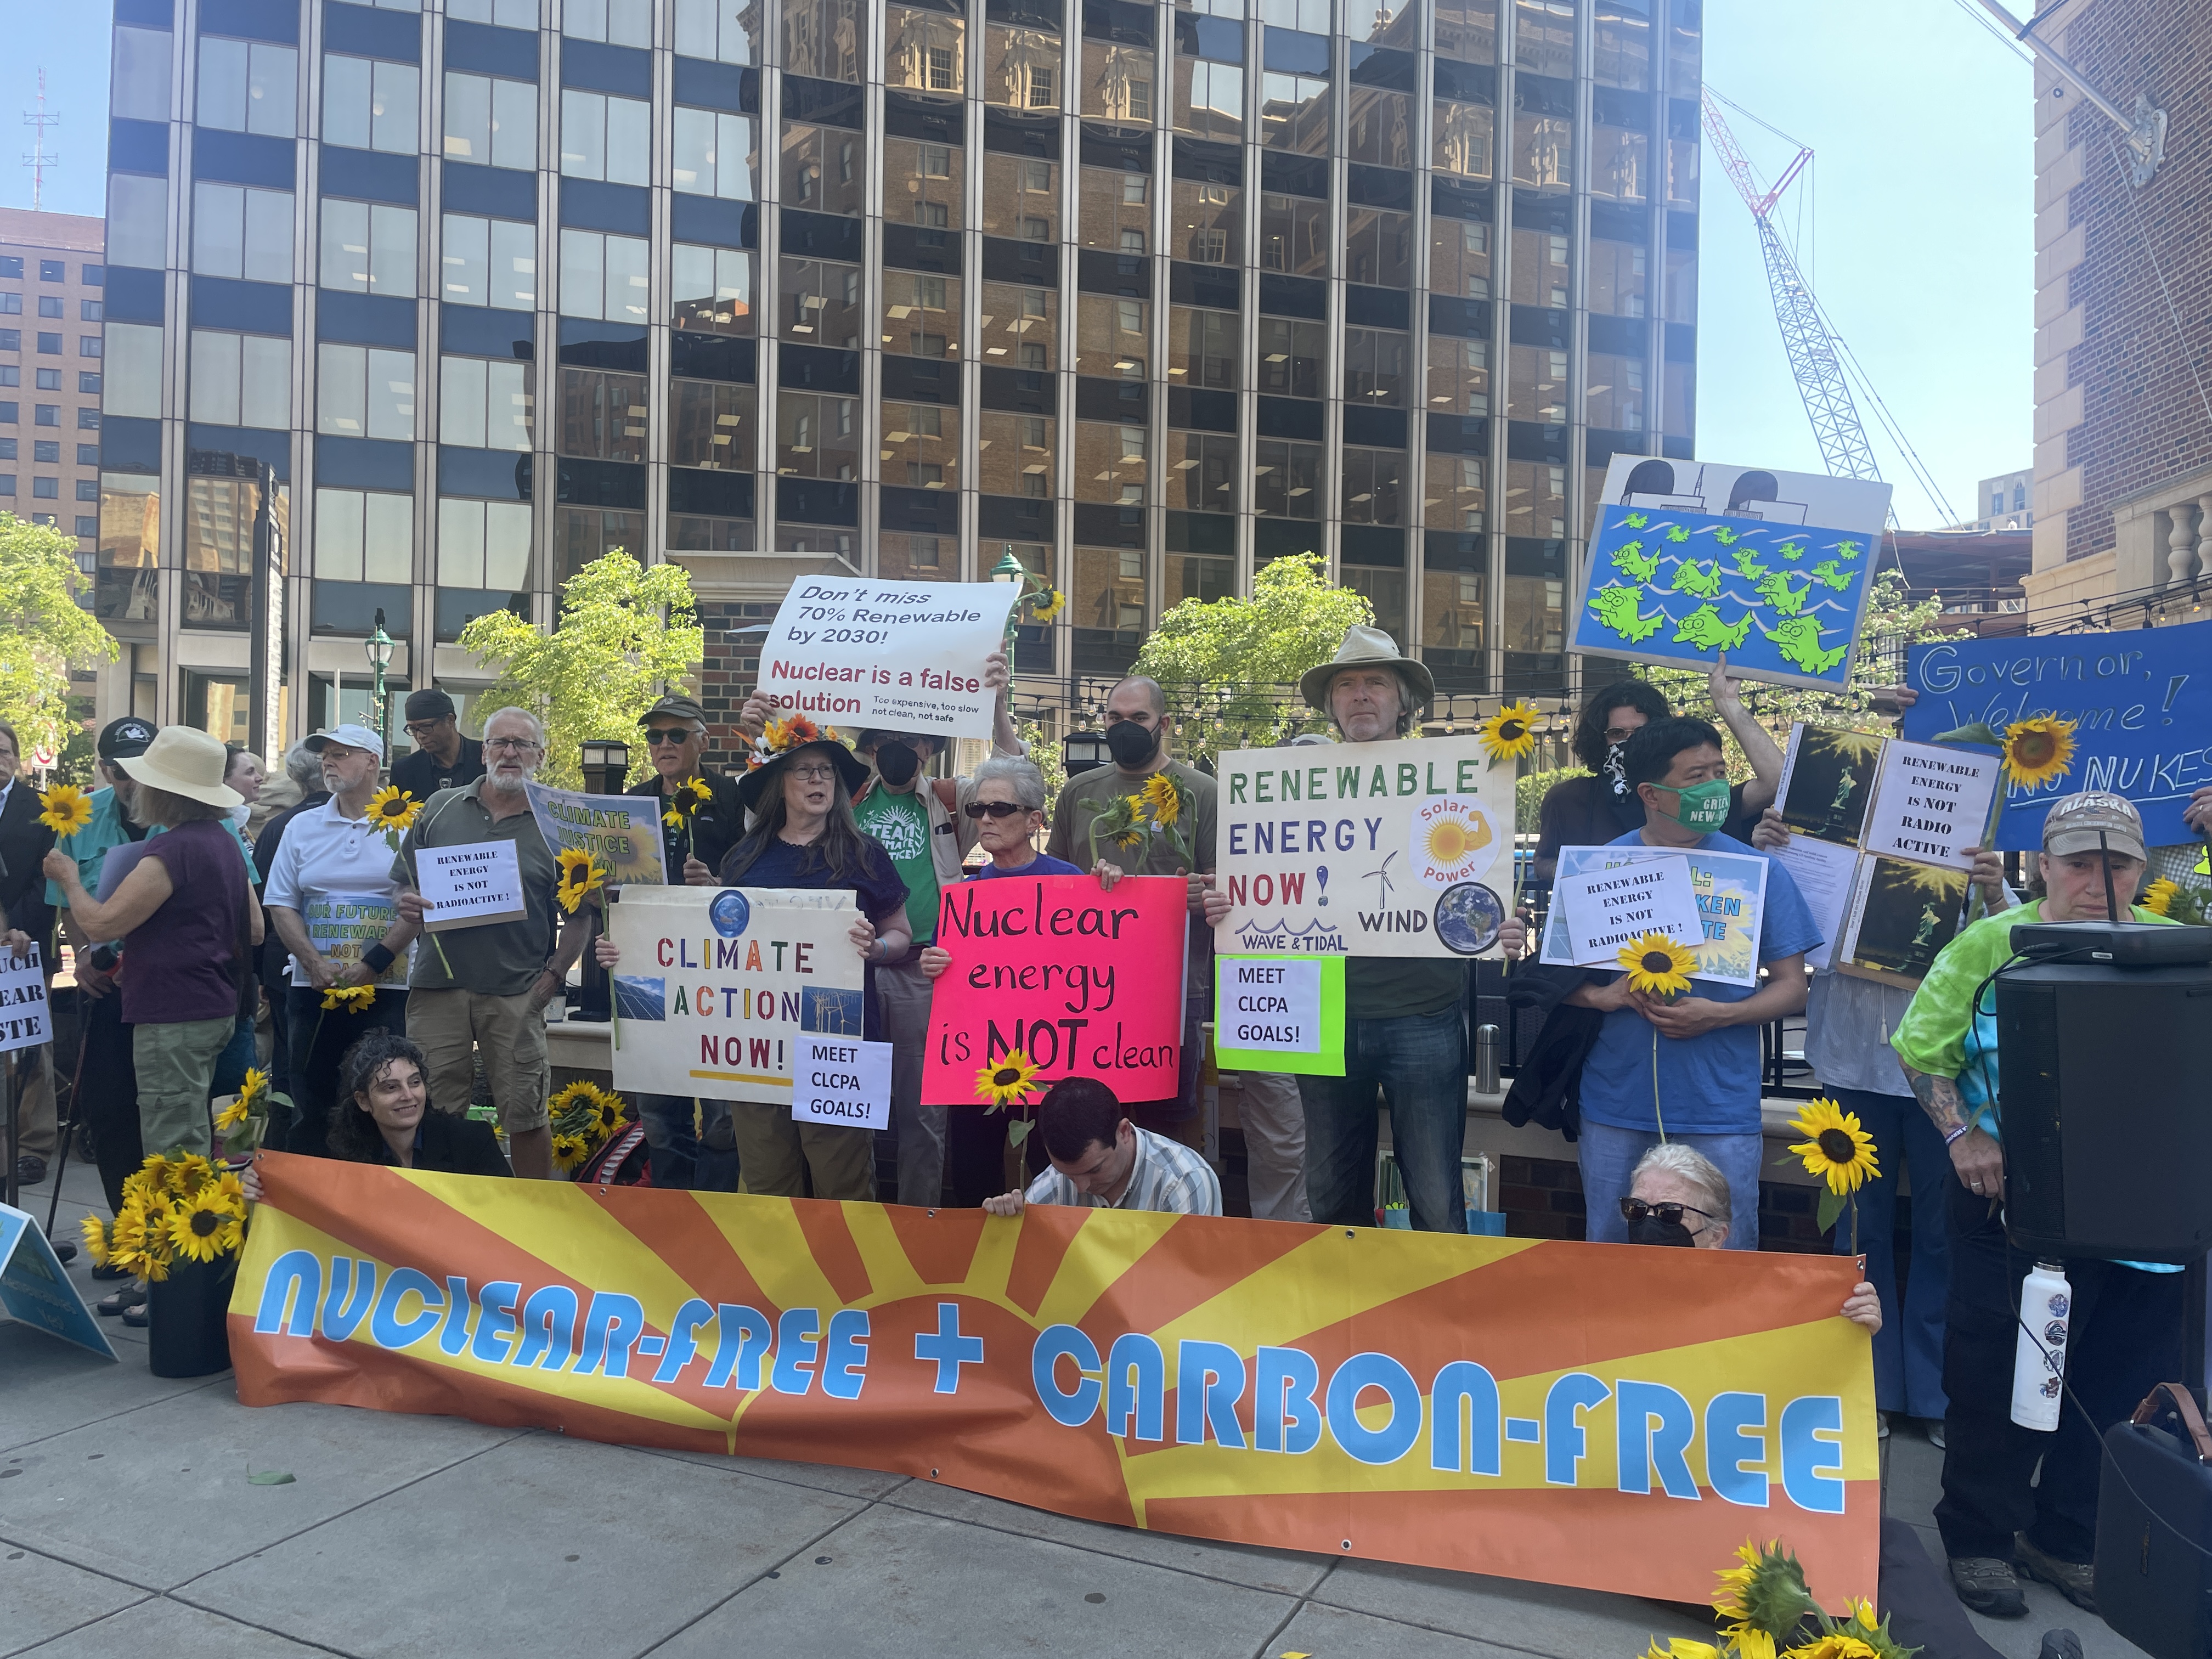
[365,608,394,766]
[989,546,1026,657]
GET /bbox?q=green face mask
[1661,775,1733,833]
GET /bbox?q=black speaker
[1994,957,2212,1264]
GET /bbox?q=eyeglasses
[963,800,1029,820]
[403,719,448,738]
[786,764,838,782]
[1604,726,1639,744]
[1617,1197,1713,1228]
[484,737,543,755]
[644,728,697,747]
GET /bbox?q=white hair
[1629,1142,1732,1236]
[479,706,546,744]
[283,740,323,789]
[970,754,1047,812]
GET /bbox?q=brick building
[2028,0,2212,625]
[0,210,107,602]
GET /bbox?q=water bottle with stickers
[2010,1260,2071,1432]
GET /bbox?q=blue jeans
[1829,1086,1950,1419]
[1578,1120,1765,1250]
[638,1093,738,1191]
[1297,1007,1466,1232]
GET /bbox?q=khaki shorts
[405,988,550,1135]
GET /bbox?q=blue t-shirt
[968,854,1086,880]
[1577,828,1825,1136]
[718,831,910,1038]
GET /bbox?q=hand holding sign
[757,577,1018,740]
[417,841,528,932]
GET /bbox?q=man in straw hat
[1280,627,1526,1233]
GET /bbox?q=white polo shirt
[263,798,413,987]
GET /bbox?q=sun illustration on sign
[1410,800,1496,887]
[1424,812,1491,867]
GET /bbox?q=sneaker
[52,1237,75,1263]
[2037,1631,2084,1659]
[1949,1556,2027,1618]
[91,1260,133,1280]
[13,1153,45,1186]
[2015,1536,2097,1614]
[95,1284,146,1317]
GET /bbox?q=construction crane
[1699,90,1956,526]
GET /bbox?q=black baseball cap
[97,717,157,760]
[404,688,457,721]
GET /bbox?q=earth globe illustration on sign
[709,890,752,938]
[1432,883,1504,956]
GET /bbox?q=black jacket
[628,769,747,883]
[1499,963,1602,1143]
[362,1110,511,1176]
[391,737,487,804]
[0,778,55,947]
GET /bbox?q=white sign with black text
[1858,741,2004,872]
[791,1035,893,1131]
[755,576,1019,740]
[0,945,50,1055]
[416,841,529,932]
[1554,859,1705,966]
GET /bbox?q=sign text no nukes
[1212,735,1516,960]
[755,576,1019,741]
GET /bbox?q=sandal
[121,1304,148,1328]
[96,1285,146,1317]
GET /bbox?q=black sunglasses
[1618,1197,1713,1227]
[963,800,1029,820]
[644,728,696,746]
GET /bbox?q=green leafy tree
[456,550,704,789]
[1131,553,1373,766]
[0,513,120,763]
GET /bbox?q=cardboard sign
[302,893,406,986]
[0,944,49,1054]
[791,1036,892,1131]
[755,576,1020,740]
[606,884,865,1104]
[525,782,668,889]
[1572,457,1892,690]
[922,873,1189,1105]
[416,840,528,931]
[1212,955,1345,1076]
[1541,846,1768,989]
[0,1203,116,1360]
[1554,859,1704,966]
[1905,616,2212,851]
[1212,736,1515,960]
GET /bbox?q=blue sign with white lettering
[0,1203,118,1361]
[1903,618,2212,851]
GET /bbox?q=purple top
[968,854,1086,880]
[119,819,250,1025]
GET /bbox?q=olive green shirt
[1046,757,1218,988]
[390,780,563,997]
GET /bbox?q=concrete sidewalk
[3,1156,2153,1659]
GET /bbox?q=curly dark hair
[328,1030,432,1161]
[1570,679,1673,773]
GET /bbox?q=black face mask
[1105,719,1161,768]
[873,741,920,786]
[1626,1214,1698,1248]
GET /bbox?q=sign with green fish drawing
[1570,458,1893,690]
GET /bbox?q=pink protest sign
[922,873,1189,1106]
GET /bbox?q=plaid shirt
[1024,1126,1221,1216]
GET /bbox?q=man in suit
[0,720,59,1189]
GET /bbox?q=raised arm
[1709,654,1786,813]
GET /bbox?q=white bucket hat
[116,726,244,809]
[1299,624,1436,716]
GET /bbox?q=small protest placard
[1212,955,1345,1076]
[791,1035,892,1131]
[1554,859,1703,965]
[417,842,528,932]
[524,783,667,889]
[1539,846,1768,989]
[755,576,1019,740]
[302,894,405,985]
[0,1202,116,1360]
[0,945,50,1054]
[1859,741,2002,871]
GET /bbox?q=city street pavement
[4,1155,2154,1659]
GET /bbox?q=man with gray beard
[391,707,591,1178]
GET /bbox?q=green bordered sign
[1212,954,1346,1077]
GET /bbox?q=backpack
[577,1122,653,1187]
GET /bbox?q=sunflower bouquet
[1634,1538,1911,1659]
[1779,1097,1880,1248]
[974,1047,1046,1152]
[746,712,830,772]
[1085,772,1192,870]
[548,1079,633,1176]
[661,774,715,865]
[38,783,95,839]
[81,1152,250,1281]
[365,785,422,852]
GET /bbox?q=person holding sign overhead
[1564,716,1821,1249]
[262,724,422,1159]
[390,708,595,1180]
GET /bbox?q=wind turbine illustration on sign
[1364,851,1400,910]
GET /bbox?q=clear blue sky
[5,0,2032,530]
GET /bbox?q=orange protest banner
[921,872,1188,1106]
[231,1154,1880,1609]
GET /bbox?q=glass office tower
[101,0,1699,734]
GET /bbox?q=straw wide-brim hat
[116,725,244,809]
[736,737,870,817]
[1299,624,1436,716]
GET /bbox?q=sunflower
[80,1212,112,1266]
[1712,1539,1817,1659]
[216,1171,247,1209]
[975,1048,1043,1108]
[1786,1098,1880,1197]
[555,847,611,913]
[2141,877,2182,916]
[1785,1637,1877,1659]
[166,1187,246,1263]
[687,776,714,804]
[549,1079,600,1122]
[364,785,421,834]
[552,1132,590,1175]
[215,1093,253,1132]
[2000,715,2076,788]
[238,1066,268,1110]
[1479,701,1541,765]
[1029,588,1066,623]
[38,783,94,837]
[169,1152,216,1197]
[1138,772,1181,828]
[1617,932,1697,997]
[109,1201,176,1282]
[589,1091,627,1137]
[1638,1643,1719,1659]
[321,984,377,1012]
[663,808,685,829]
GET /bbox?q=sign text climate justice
[249,1260,1850,1513]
